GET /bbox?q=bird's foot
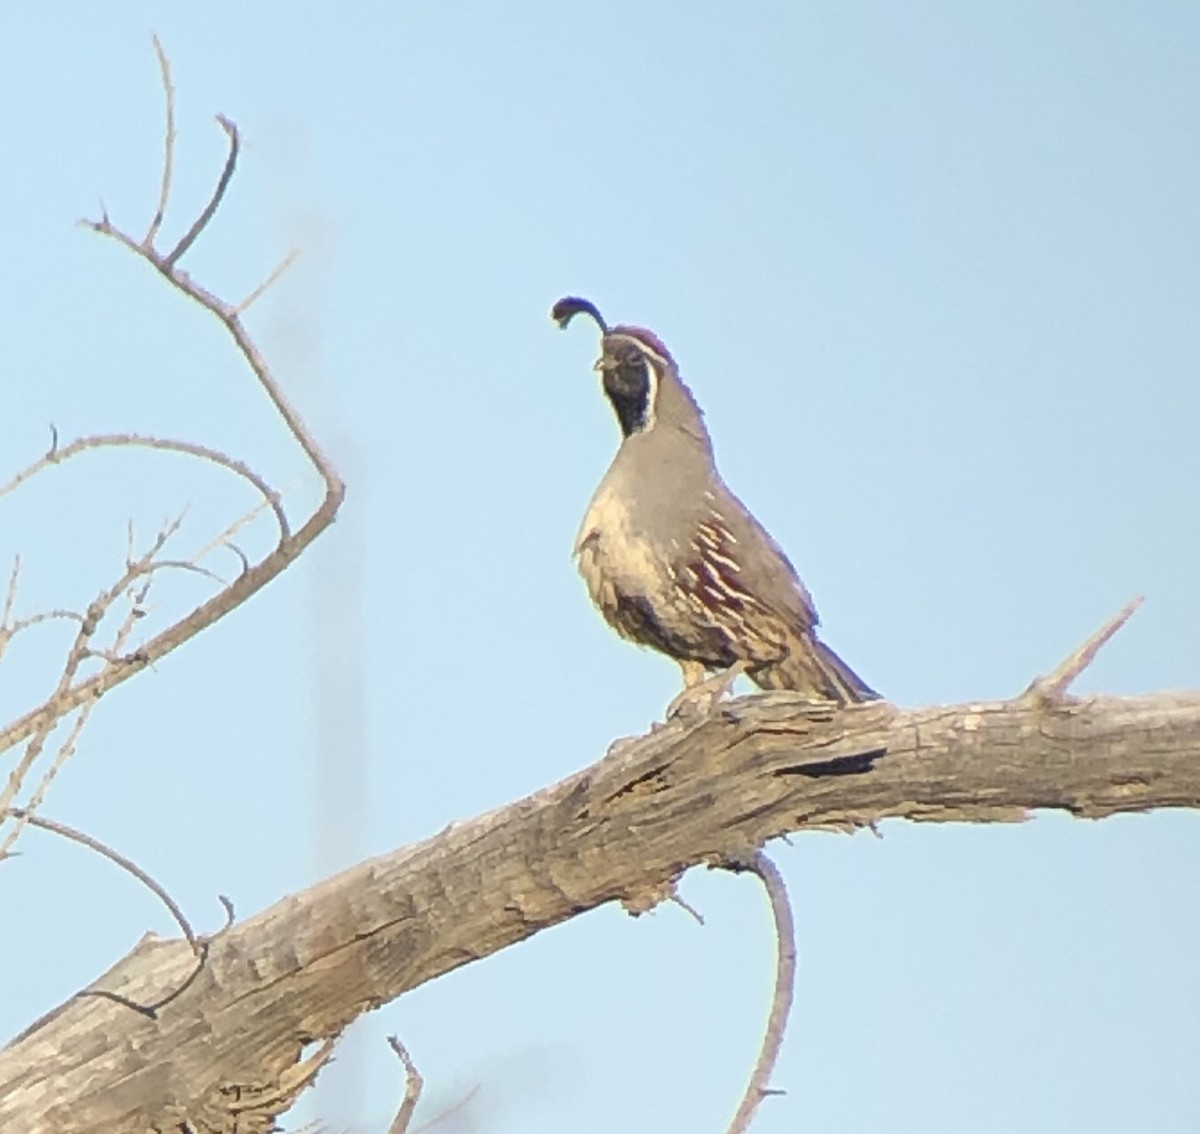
[666,661,748,721]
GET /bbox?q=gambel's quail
[552,296,878,709]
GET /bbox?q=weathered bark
[2,689,1198,1132]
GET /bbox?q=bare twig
[286,1039,339,1100]
[0,44,342,847]
[670,891,706,925]
[386,1036,424,1134]
[188,492,283,569]
[2,556,19,626]
[0,562,20,665]
[0,609,85,669]
[134,558,226,587]
[0,432,289,540]
[236,248,300,315]
[411,1085,481,1134]
[1025,596,1144,701]
[88,69,343,512]
[228,543,252,577]
[11,707,94,836]
[164,114,239,267]
[86,203,340,484]
[11,562,166,839]
[143,33,175,248]
[724,852,796,1134]
[1,606,105,819]
[0,517,182,826]
[3,609,86,634]
[7,808,198,948]
[81,935,214,1020]
[216,893,236,929]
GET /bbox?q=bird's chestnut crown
[552,295,663,437]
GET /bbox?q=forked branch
[0,43,342,840]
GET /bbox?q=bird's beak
[593,355,614,373]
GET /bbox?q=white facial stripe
[606,332,670,371]
[605,333,661,432]
[642,359,658,431]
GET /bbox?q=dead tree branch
[2,665,1197,1131]
[1025,596,1145,701]
[723,853,795,1134]
[0,46,342,845]
[386,1037,424,1134]
[0,434,288,538]
[0,516,184,837]
[144,33,174,248]
[7,808,199,949]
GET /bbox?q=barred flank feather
[752,636,879,704]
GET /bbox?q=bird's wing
[701,484,821,637]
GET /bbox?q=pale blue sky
[1,4,1198,1132]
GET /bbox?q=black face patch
[601,343,652,436]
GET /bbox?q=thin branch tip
[217,894,236,929]
[164,112,240,267]
[723,852,795,1134]
[8,809,197,947]
[386,1037,423,1134]
[236,248,300,314]
[144,33,176,248]
[1028,595,1145,702]
[670,891,706,925]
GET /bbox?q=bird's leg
[667,659,709,717]
[666,660,748,720]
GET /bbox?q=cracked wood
[2,689,1198,1132]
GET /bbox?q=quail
[552,296,878,709]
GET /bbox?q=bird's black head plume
[551,296,608,334]
[554,295,657,436]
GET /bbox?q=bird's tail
[753,635,879,704]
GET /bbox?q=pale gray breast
[574,430,705,608]
[574,472,664,614]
